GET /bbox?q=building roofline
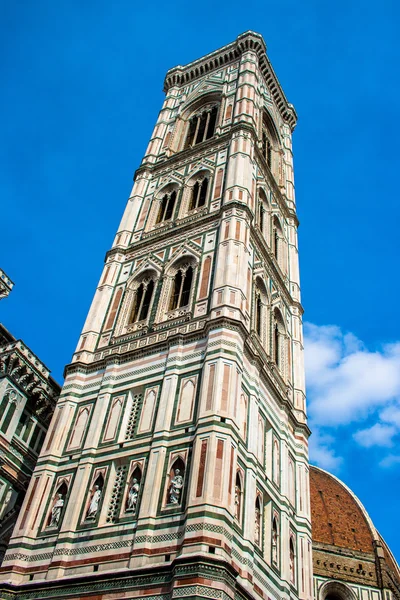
[163,31,297,130]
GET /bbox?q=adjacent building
[0,275,60,564]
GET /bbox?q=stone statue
[255,505,261,545]
[234,485,241,520]
[49,493,64,527]
[126,478,140,512]
[272,527,278,564]
[86,485,102,519]
[168,469,183,504]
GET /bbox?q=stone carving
[49,494,64,527]
[272,525,278,564]
[255,505,261,545]
[234,485,241,520]
[86,485,102,519]
[126,478,140,512]
[168,469,183,504]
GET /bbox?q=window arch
[185,104,219,148]
[189,176,209,210]
[253,277,268,343]
[146,183,180,231]
[169,265,193,310]
[273,216,284,263]
[257,188,270,243]
[157,255,198,322]
[130,278,155,324]
[261,110,281,177]
[156,190,177,224]
[272,307,286,374]
[180,170,212,217]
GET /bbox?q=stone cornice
[163,31,297,131]
[66,316,310,435]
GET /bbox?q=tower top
[164,31,297,130]
[0,268,14,300]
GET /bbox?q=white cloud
[353,423,397,447]
[304,323,400,426]
[379,455,400,468]
[304,323,400,468]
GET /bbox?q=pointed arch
[67,405,91,451]
[157,254,198,322]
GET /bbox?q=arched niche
[166,457,186,506]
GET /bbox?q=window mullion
[137,284,147,320]
[177,272,186,308]
[193,116,201,145]
[203,111,211,142]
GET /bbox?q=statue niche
[125,466,142,514]
[47,481,68,528]
[166,458,185,506]
[85,474,104,521]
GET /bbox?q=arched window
[261,111,280,174]
[257,188,270,243]
[156,190,176,224]
[273,308,286,372]
[169,265,193,310]
[130,279,154,323]
[289,537,296,584]
[255,496,262,546]
[258,202,264,232]
[273,216,283,263]
[185,105,218,148]
[256,292,262,337]
[189,177,209,210]
[254,277,268,342]
[272,516,279,566]
[262,130,272,169]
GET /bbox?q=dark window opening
[262,131,272,168]
[256,295,262,336]
[170,266,193,311]
[189,178,208,210]
[259,203,264,232]
[156,191,176,224]
[131,280,155,323]
[274,229,279,261]
[274,323,280,367]
[186,106,218,148]
[15,411,29,437]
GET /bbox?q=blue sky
[1,1,400,561]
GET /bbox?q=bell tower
[0,31,312,600]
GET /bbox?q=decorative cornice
[163,31,297,130]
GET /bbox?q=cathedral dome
[310,465,400,600]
